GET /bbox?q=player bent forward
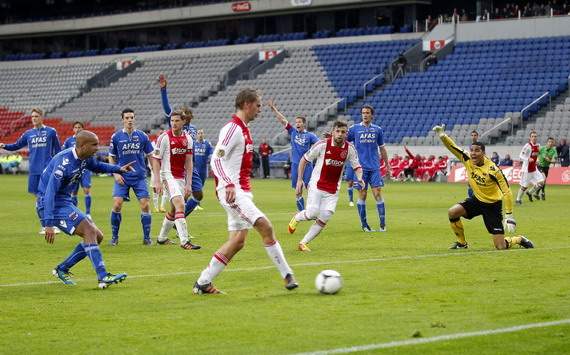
[193,88,298,294]
[433,125,534,250]
[288,120,364,251]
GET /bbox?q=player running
[40,130,132,288]
[535,137,557,200]
[62,121,93,218]
[108,109,155,246]
[193,88,297,294]
[151,111,201,250]
[287,120,363,251]
[433,124,534,250]
[347,105,390,232]
[516,131,545,204]
[267,99,318,211]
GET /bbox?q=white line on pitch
[291,318,570,355]
[1,246,567,288]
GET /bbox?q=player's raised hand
[119,160,136,173]
[504,213,516,233]
[295,180,304,196]
[158,74,167,88]
[267,99,277,112]
[45,227,56,244]
[432,124,446,137]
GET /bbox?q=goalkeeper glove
[504,213,516,233]
[432,124,446,137]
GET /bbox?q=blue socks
[71,195,78,207]
[57,243,87,272]
[85,194,92,215]
[348,187,354,203]
[357,199,368,227]
[296,196,305,211]
[84,243,107,280]
[184,197,200,217]
[111,211,121,239]
[141,212,152,240]
[376,200,386,227]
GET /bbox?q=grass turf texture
[0,175,569,354]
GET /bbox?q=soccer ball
[315,270,343,294]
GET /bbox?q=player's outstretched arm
[1,132,28,151]
[159,74,172,117]
[433,124,469,162]
[267,99,289,127]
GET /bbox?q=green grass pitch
[0,175,569,354]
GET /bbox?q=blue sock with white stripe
[348,187,353,202]
[357,199,368,226]
[110,211,121,239]
[57,243,87,272]
[141,212,152,240]
[296,196,305,211]
[376,200,386,227]
[85,194,92,214]
[184,197,200,217]
[84,243,107,280]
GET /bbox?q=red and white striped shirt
[154,129,193,180]
[304,138,361,194]
[211,114,254,192]
[520,141,540,173]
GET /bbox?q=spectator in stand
[499,153,514,166]
[490,152,498,164]
[259,138,273,178]
[557,138,569,167]
[252,150,261,178]
[389,154,402,180]
[403,146,422,181]
[434,156,449,178]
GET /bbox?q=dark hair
[333,120,348,129]
[295,116,307,124]
[73,121,84,128]
[235,88,259,110]
[471,130,479,135]
[121,108,135,118]
[361,105,375,115]
[529,130,537,136]
[471,141,485,152]
[547,137,555,141]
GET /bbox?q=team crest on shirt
[340,150,347,159]
[217,149,225,157]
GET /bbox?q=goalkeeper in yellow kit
[433,125,534,250]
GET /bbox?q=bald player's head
[75,130,100,159]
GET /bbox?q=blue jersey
[285,123,319,165]
[347,123,385,171]
[3,125,61,175]
[109,129,154,182]
[193,139,213,172]
[38,148,121,224]
[62,135,76,150]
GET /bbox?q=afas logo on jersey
[325,159,344,167]
[31,136,47,144]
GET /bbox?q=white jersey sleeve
[348,143,361,170]
[211,122,243,190]
[303,139,326,163]
[519,143,531,171]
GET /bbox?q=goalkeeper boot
[52,268,76,285]
[284,273,299,290]
[449,241,469,249]
[288,216,298,234]
[98,272,127,289]
[519,236,534,249]
[193,282,224,295]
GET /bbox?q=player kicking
[39,131,132,288]
[433,125,534,250]
[347,105,390,232]
[151,111,201,250]
[62,121,93,218]
[515,131,545,204]
[268,99,318,211]
[193,88,297,294]
[108,109,155,246]
[287,120,363,251]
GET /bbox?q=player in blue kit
[347,105,390,232]
[108,109,155,246]
[0,108,61,196]
[39,130,134,288]
[159,74,203,217]
[193,129,213,190]
[268,99,318,211]
[62,121,93,217]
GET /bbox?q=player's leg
[169,179,199,249]
[110,181,129,245]
[448,201,473,249]
[538,167,549,199]
[482,204,534,249]
[356,170,373,231]
[133,179,152,245]
[516,172,530,204]
[369,170,386,231]
[298,163,313,211]
[184,169,203,217]
[289,186,320,233]
[299,191,337,250]
[81,171,92,216]
[346,166,355,206]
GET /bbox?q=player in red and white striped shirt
[151,111,200,250]
[193,88,298,295]
[288,120,363,251]
[516,130,545,204]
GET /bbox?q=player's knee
[448,207,461,219]
[318,210,334,223]
[306,207,320,220]
[113,200,123,212]
[493,237,507,250]
[140,199,150,212]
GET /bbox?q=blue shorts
[344,166,355,181]
[354,169,384,190]
[28,174,41,194]
[113,178,150,201]
[291,162,313,188]
[36,198,86,235]
[192,168,203,192]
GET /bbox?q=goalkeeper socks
[357,199,368,226]
[449,217,466,244]
[197,252,229,285]
[376,200,386,227]
[347,187,354,203]
[57,243,87,272]
[296,196,305,211]
[184,197,200,217]
[140,212,152,240]
[71,195,78,207]
[110,211,122,239]
[85,194,92,215]
[301,219,326,245]
[264,240,293,279]
[83,243,107,280]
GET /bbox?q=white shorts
[307,186,339,214]
[217,188,266,231]
[163,178,185,200]
[520,170,545,188]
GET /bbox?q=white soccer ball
[315,270,343,294]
